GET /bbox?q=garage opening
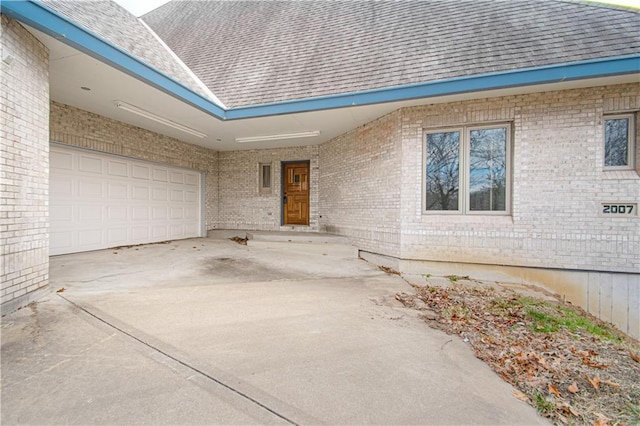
[50,144,203,255]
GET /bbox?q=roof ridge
[138,17,227,108]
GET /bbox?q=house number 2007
[602,203,637,215]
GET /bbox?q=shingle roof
[41,0,219,104]
[142,0,640,108]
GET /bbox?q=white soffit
[28,26,638,152]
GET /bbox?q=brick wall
[319,111,403,257]
[217,146,319,230]
[49,102,219,229]
[1,16,50,311]
[399,83,640,274]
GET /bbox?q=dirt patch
[396,283,640,425]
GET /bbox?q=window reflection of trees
[469,128,506,211]
[426,132,459,210]
[605,118,629,167]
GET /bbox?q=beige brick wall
[49,102,220,229]
[319,111,403,257]
[399,83,640,274]
[217,146,319,230]
[1,16,50,310]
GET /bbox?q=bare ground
[395,279,640,425]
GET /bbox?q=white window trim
[603,113,635,171]
[423,123,512,216]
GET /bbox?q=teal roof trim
[2,0,639,121]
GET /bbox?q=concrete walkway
[1,236,546,425]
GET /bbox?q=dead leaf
[567,383,579,394]
[56,288,66,293]
[630,351,640,363]
[601,380,620,389]
[513,390,528,401]
[586,375,600,390]
[548,383,560,397]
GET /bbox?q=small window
[424,123,511,214]
[259,163,272,194]
[604,114,635,169]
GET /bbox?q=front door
[283,162,309,225]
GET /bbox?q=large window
[604,114,635,169]
[424,124,511,214]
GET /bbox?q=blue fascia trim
[2,1,638,123]
[226,54,640,119]
[0,0,226,119]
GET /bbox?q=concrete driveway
[1,235,545,425]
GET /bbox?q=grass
[510,297,622,342]
[531,389,555,415]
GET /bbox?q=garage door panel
[185,173,198,186]
[185,206,197,219]
[107,228,128,245]
[152,188,168,201]
[51,176,73,196]
[106,205,128,221]
[51,151,73,170]
[108,183,128,199]
[152,226,168,239]
[51,205,73,223]
[132,206,149,221]
[50,145,202,255]
[132,186,150,200]
[79,155,104,174]
[152,206,167,220]
[78,180,103,198]
[170,224,184,237]
[170,207,183,219]
[132,164,151,180]
[108,160,128,177]
[153,168,168,182]
[51,231,74,252]
[131,227,150,241]
[78,205,103,222]
[78,229,103,247]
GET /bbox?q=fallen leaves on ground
[229,236,248,245]
[396,283,640,425]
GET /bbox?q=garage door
[50,145,203,255]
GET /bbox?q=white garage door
[50,145,203,255]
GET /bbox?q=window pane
[604,118,629,167]
[469,128,507,211]
[425,131,460,211]
[261,164,271,188]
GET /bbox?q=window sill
[602,169,640,180]
[421,214,514,225]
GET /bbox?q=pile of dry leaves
[396,281,640,425]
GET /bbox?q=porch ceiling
[29,25,639,152]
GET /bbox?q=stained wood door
[283,162,309,225]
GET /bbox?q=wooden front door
[283,162,309,225]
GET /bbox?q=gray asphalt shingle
[141,0,640,107]
[42,0,217,103]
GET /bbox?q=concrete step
[246,240,359,258]
[246,231,350,245]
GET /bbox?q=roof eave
[2,0,639,122]
[0,0,227,119]
[226,55,640,119]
